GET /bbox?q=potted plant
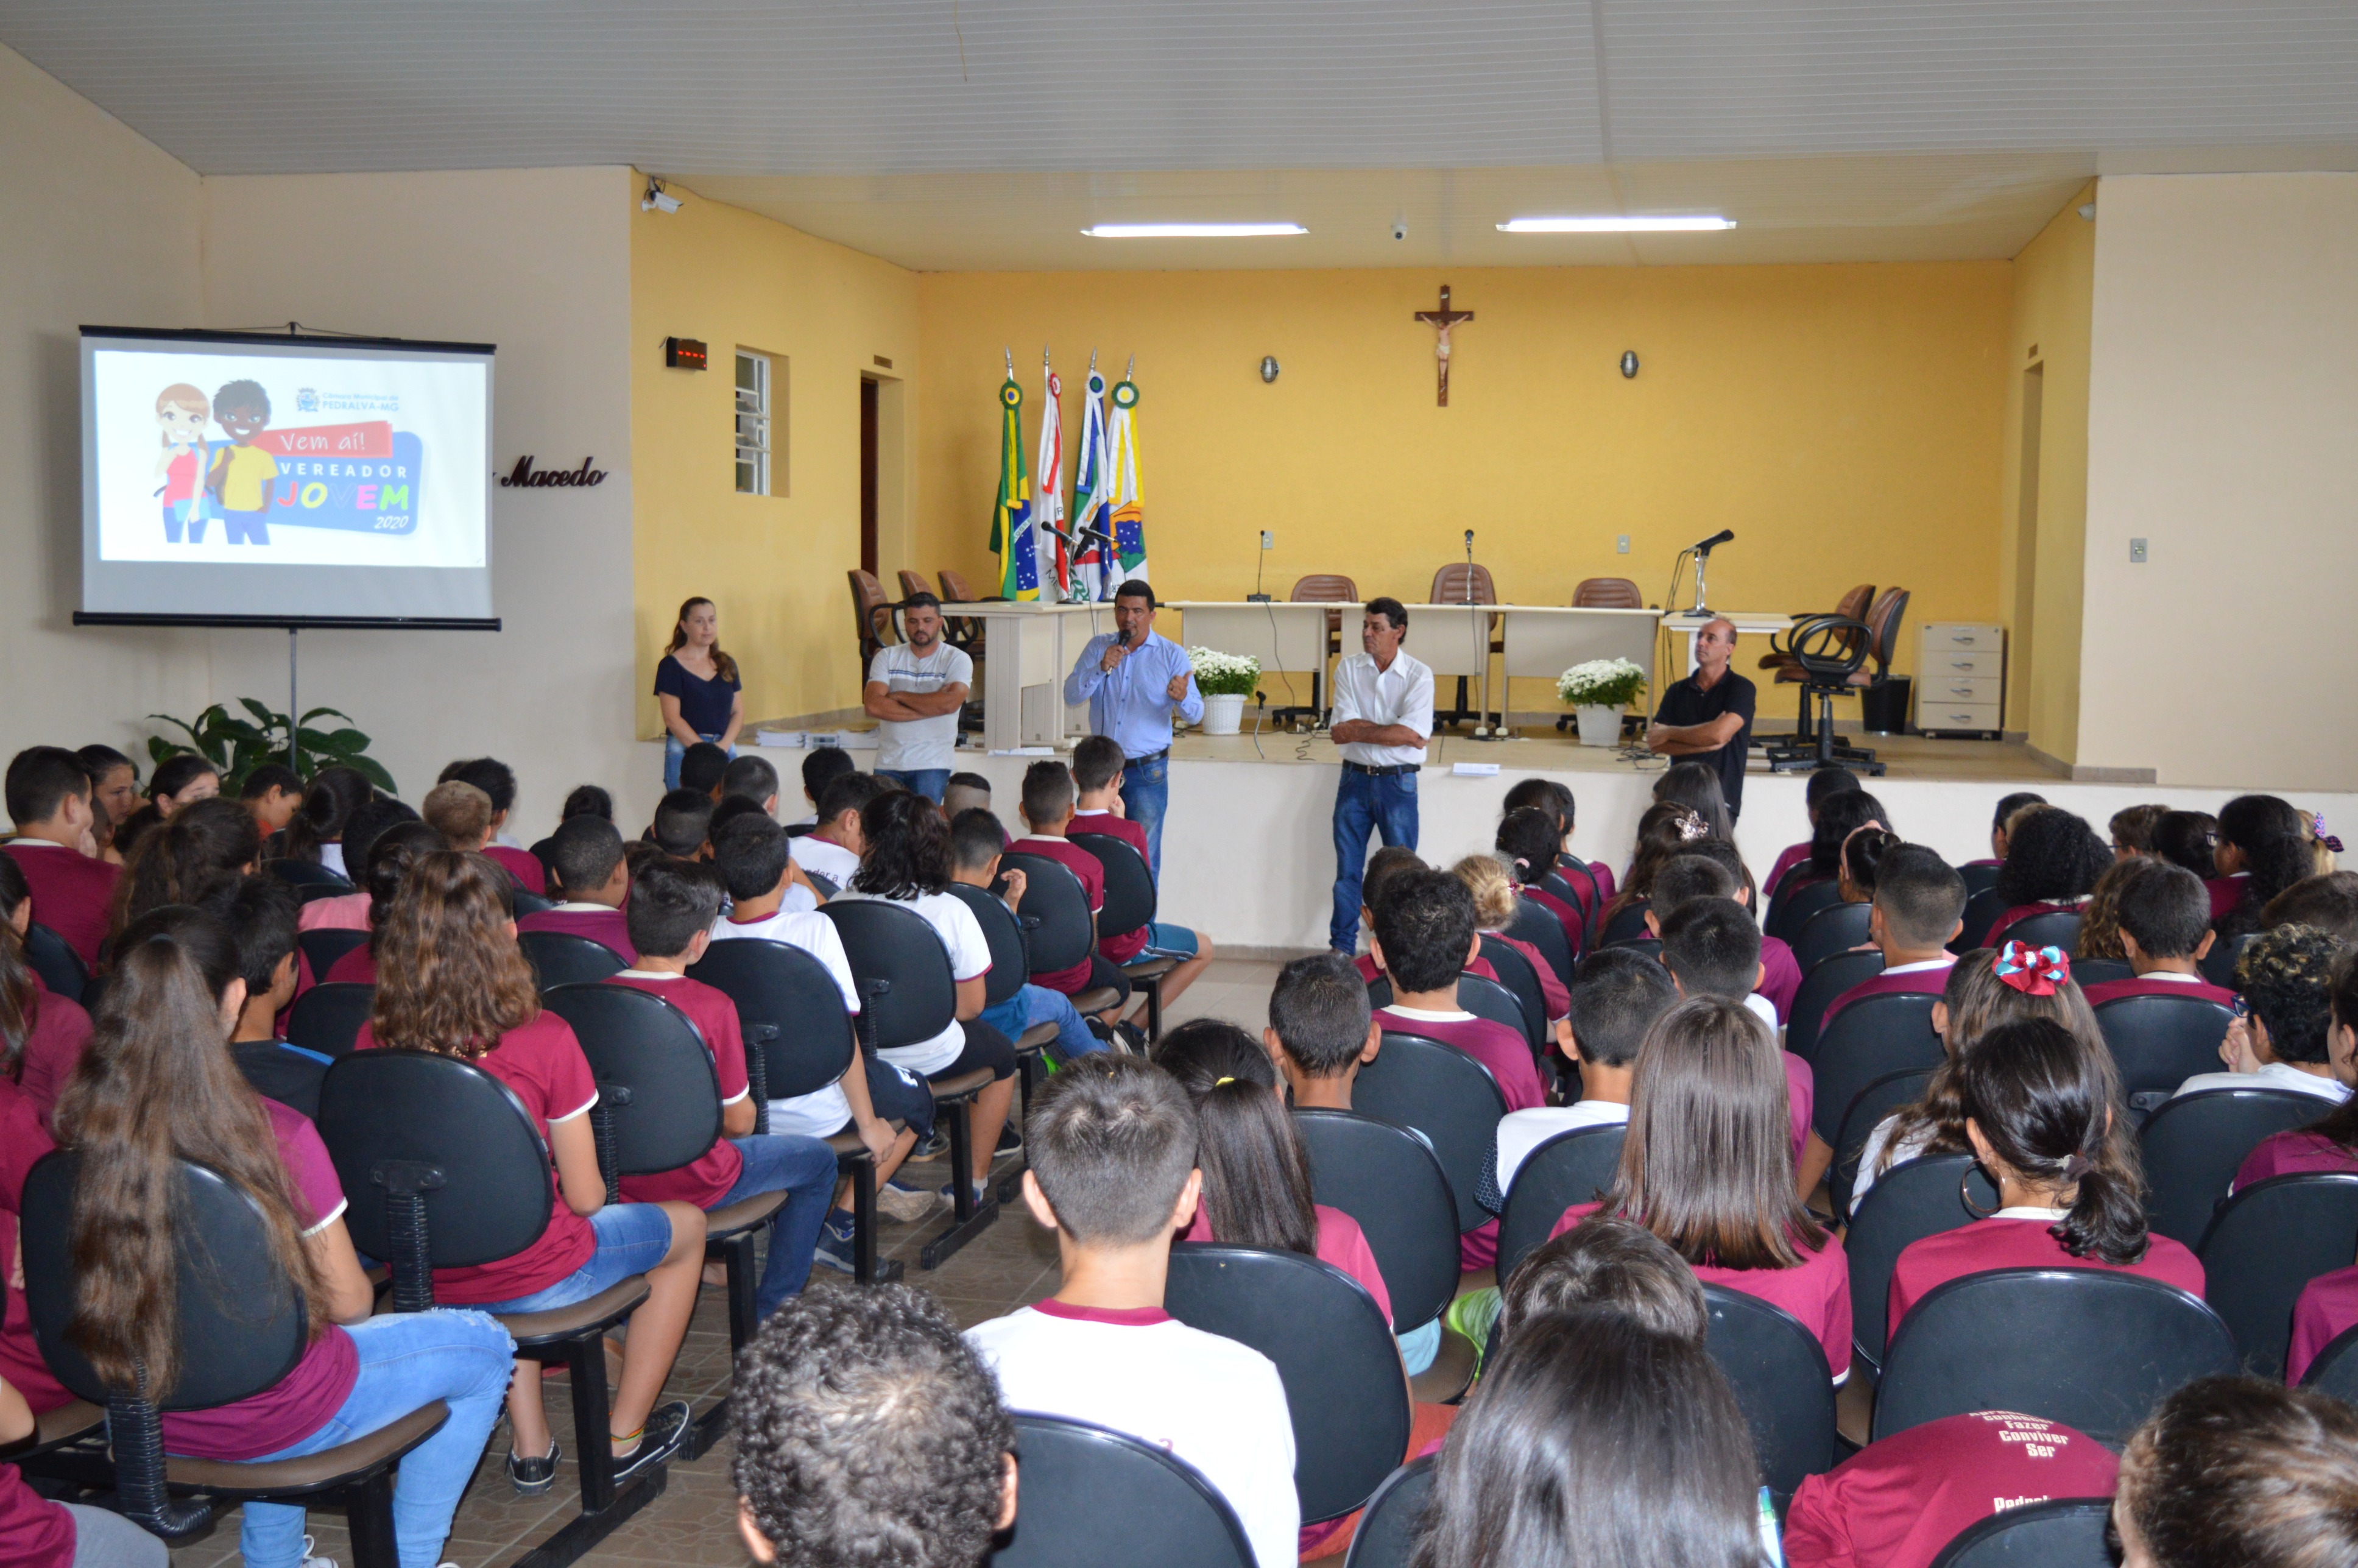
[146,701,398,793]
[1186,648,1262,736]
[1556,659,1647,748]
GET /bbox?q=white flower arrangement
[1186,646,1263,698]
[1557,657,1648,709]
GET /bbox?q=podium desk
[940,601,1116,752]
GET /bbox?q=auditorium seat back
[1505,896,1573,984]
[24,923,88,1003]
[2140,1087,2326,1246]
[1700,1284,1837,1502]
[984,1413,1253,1568]
[2094,994,2237,1117]
[998,852,1095,978]
[1475,935,1550,1053]
[1926,1497,2114,1568]
[2196,1172,2358,1377]
[517,928,626,989]
[1829,1067,1938,1221]
[1996,909,2082,952]
[1767,877,1842,945]
[1809,992,1944,1148]
[1953,886,2010,952]
[1357,1034,1509,1235]
[1293,1109,1460,1335]
[287,980,375,1059]
[1844,1153,1997,1380]
[1495,1123,1628,1287]
[1792,899,1875,976]
[297,927,368,979]
[1339,1456,1432,1568]
[687,936,858,1102]
[1785,950,1883,1065]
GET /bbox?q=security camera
[1392,219,1408,242]
[642,179,683,214]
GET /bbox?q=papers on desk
[990,746,1058,757]
[1452,762,1502,777]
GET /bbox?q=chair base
[506,1466,668,1568]
[917,1078,1000,1270]
[1765,691,1887,775]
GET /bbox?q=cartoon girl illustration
[153,383,211,543]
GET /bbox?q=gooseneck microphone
[1691,528,1735,553]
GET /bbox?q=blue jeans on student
[980,983,1104,1065]
[1330,766,1420,955]
[662,732,736,790]
[1118,751,1171,882]
[233,1310,516,1568]
[878,768,950,803]
[469,1201,676,1316]
[719,1133,842,1318]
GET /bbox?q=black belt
[1126,749,1168,766]
[1343,761,1419,777]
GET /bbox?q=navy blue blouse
[654,653,740,736]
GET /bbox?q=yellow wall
[916,264,2011,715]
[630,178,920,732]
[2001,187,2096,764]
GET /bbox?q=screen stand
[289,627,298,739]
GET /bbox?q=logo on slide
[149,377,426,546]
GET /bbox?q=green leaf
[237,697,284,732]
[298,707,354,726]
[146,736,178,769]
[347,756,398,794]
[307,727,372,755]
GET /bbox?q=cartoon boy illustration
[205,378,278,546]
[153,383,211,543]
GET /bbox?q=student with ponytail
[2268,953,2358,1383]
[104,796,261,948]
[283,765,377,878]
[1887,1016,2200,1340]
[2214,794,2329,937]
[0,856,93,1123]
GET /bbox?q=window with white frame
[734,350,774,495]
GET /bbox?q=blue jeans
[878,768,950,803]
[468,1202,676,1315]
[662,733,736,790]
[234,1310,515,1568]
[1119,752,1171,882]
[981,983,1105,1065]
[718,1133,841,1318]
[1330,767,1420,954]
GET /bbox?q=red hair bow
[1994,941,2070,996]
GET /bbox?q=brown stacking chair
[1572,577,1645,609]
[1761,583,1874,745]
[849,569,897,670]
[897,569,939,602]
[1428,563,1503,730]
[1276,574,1357,727]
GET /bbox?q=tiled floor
[167,959,1287,1567]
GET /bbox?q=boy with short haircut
[1350,845,1430,981]
[965,1058,1297,1568]
[421,780,497,853]
[794,746,858,830]
[223,875,331,1119]
[1491,948,1678,1194]
[733,1284,1016,1568]
[789,772,891,888]
[1673,838,1804,1022]
[604,856,842,1318]
[1645,854,1737,933]
[1008,760,1131,1009]
[718,754,780,815]
[942,771,994,822]
[947,808,1105,1064]
[2083,860,2237,1007]
[679,741,731,797]
[238,763,305,838]
[1973,790,2047,866]
[2,746,121,967]
[649,788,716,860]
[1817,843,1968,1030]
[1658,898,1813,1167]
[1067,736,1216,1012]
[1264,950,1380,1110]
[439,756,546,892]
[517,816,635,960]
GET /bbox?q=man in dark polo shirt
[1647,617,1756,818]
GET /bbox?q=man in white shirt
[863,593,973,805]
[2172,924,2351,1104]
[1326,597,1434,956]
[964,1058,1298,1568]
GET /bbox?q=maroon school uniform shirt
[1759,935,1804,1024]
[517,903,635,963]
[356,1012,600,1304]
[1070,813,1153,964]
[2206,874,2248,920]
[1783,1412,2119,1568]
[2,841,119,969]
[604,971,749,1208]
[2289,1263,2358,1385]
[1784,1051,1816,1168]
[1355,953,1500,986]
[1010,836,1106,993]
[485,844,548,895]
[1767,841,1811,897]
[0,1078,69,1415]
[2236,1129,2358,1192]
[1888,1212,2204,1344]
[1584,861,1617,905]
[324,944,377,985]
[12,976,92,1126]
[1494,933,1571,1019]
[2081,972,2238,1009]
[1552,1202,1852,1380]
[0,1458,72,1568]
[1820,957,1953,1037]
[1183,1204,1393,1327]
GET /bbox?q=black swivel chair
[540,982,791,1457]
[1785,952,1883,1067]
[2196,1172,2358,1377]
[1495,1124,1628,1287]
[1700,1284,1838,1503]
[2094,995,2236,1118]
[1792,900,1875,978]
[1927,1497,2115,1568]
[268,858,354,894]
[286,981,375,1059]
[313,1050,663,1558]
[983,1413,1253,1568]
[2139,1087,2327,1247]
[1165,1243,1411,1526]
[297,927,370,979]
[518,929,627,989]
[1341,1455,1433,1568]
[1809,993,1945,1153]
[1504,897,1573,987]
[1763,608,1893,776]
[943,882,1054,1204]
[687,937,905,1284]
[2299,1321,2358,1402]
[1845,1154,1998,1383]
[998,853,1125,1018]
[23,923,88,1003]
[1874,1269,2239,1444]
[19,1152,451,1563]
[1067,832,1181,1041]
[1829,1067,1938,1222]
[1357,1034,1509,1240]
[1767,877,1844,946]
[821,899,1001,1270]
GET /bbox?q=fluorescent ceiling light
[1082,222,1307,239]
[1498,215,1735,233]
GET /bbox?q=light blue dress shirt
[1062,629,1205,758]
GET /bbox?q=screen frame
[75,325,502,631]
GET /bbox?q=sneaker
[1112,1021,1149,1054]
[813,1215,860,1275]
[299,1534,339,1568]
[939,1176,994,1208]
[909,1129,950,1160]
[609,1400,692,1488]
[506,1438,559,1496]
[994,1122,1023,1157]
[878,1176,944,1222]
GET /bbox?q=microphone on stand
[1682,530,1734,616]
[1690,529,1735,554]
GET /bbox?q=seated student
[1007,760,1134,1018]
[964,1057,1299,1568]
[2,746,121,967]
[143,752,221,821]
[322,821,442,985]
[942,771,994,822]
[1767,766,1865,897]
[1888,1017,2202,1338]
[1596,801,1717,941]
[2081,860,2237,1006]
[0,856,93,1124]
[1497,807,1585,958]
[2262,869,2358,946]
[1985,807,2114,949]
[55,904,515,1568]
[1783,788,1892,912]
[1492,948,1678,1195]
[707,793,772,849]
[1651,758,1736,845]
[706,813,938,1238]
[1418,1307,1760,1568]
[2234,946,2358,1193]
[732,1285,1016,1568]
[1503,776,1615,905]
[358,851,706,1491]
[833,790,1020,1209]
[1349,845,1428,978]
[679,740,732,799]
[517,816,636,961]
[2150,807,2220,883]
[790,771,890,888]
[792,746,858,830]
[948,808,1105,1065]
[1643,851,1738,941]
[1553,995,1853,1385]
[561,783,613,823]
[602,857,839,1320]
[239,761,305,840]
[718,753,781,816]
[2289,1242,2358,1386]
[2212,793,2319,937]
[223,876,330,1120]
[439,756,547,894]
[2171,923,2348,1104]
[74,744,142,835]
[1263,950,1382,1111]
[1068,735,1216,1011]
[1155,1020,1392,1324]
[2110,801,2169,860]
[2114,1377,2358,1568]
[649,787,717,861]
[1836,824,1899,911]
[1966,791,2047,872]
[1665,837,1800,1020]
[3,1368,171,1568]
[283,765,375,879]
[1784,1410,2117,1568]
[2072,852,2146,961]
[421,779,496,856]
[1816,843,1967,1033]
[1656,899,1813,1168]
[295,796,420,932]
[1453,853,1571,1027]
[1494,1214,1706,1346]
[106,796,262,948]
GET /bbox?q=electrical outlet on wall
[1260,530,1274,550]
[2129,537,2148,563]
[1617,535,1631,554]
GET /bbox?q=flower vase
[1576,705,1622,747]
[1201,693,1247,736]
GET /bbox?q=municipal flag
[990,361,1039,601]
[1033,352,1069,599]
[1104,361,1148,585]
[1068,354,1115,602]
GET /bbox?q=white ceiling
[8,1,2358,267]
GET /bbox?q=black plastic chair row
[983,1413,1252,1568]
[943,881,1061,1205]
[1790,899,1874,978]
[1503,896,1573,988]
[1068,830,1182,1041]
[1767,875,1842,945]
[23,922,88,1003]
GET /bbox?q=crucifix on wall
[1414,284,1475,406]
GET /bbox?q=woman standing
[655,597,744,789]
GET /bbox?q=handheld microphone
[1692,528,1735,553]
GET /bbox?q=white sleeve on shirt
[1228,1355,1302,1568]
[866,648,893,687]
[1329,657,1366,729]
[1399,659,1435,740]
[945,646,975,688]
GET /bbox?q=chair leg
[997,1051,1043,1204]
[839,1151,906,1286]
[919,1093,999,1270]
[503,1333,671,1568]
[342,1464,402,1568]
[1142,975,1164,1044]
[685,1226,766,1460]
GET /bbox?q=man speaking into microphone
[1647,612,1757,819]
[1063,579,1202,879]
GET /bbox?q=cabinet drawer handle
[1950,687,1974,696]
[1951,660,1974,669]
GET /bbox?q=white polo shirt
[1330,649,1435,768]
[789,833,862,888]
[867,641,973,773]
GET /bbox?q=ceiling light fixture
[1497,215,1734,233]
[1082,222,1307,239]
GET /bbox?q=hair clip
[1214,1076,1237,1087]
[2314,812,2344,854]
[1676,811,1708,842]
[2061,1152,2093,1183]
[1994,941,2070,996]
